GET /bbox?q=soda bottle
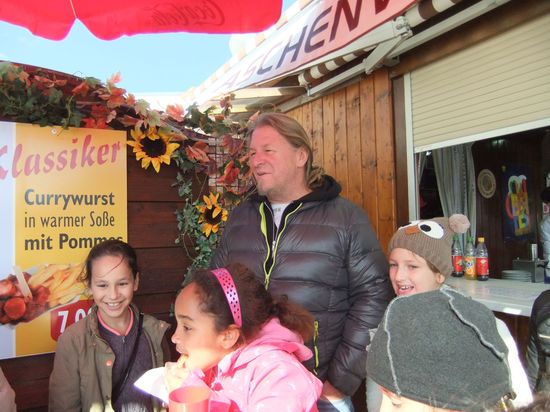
[476,237,489,281]
[451,234,464,277]
[464,236,476,280]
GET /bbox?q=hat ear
[449,214,470,234]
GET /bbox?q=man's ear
[296,146,308,168]
[220,325,241,349]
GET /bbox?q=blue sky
[0,1,293,95]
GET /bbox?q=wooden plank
[373,68,396,251]
[128,201,184,248]
[333,89,348,198]
[135,247,190,294]
[0,353,53,410]
[392,76,409,227]
[286,106,302,125]
[293,106,304,125]
[310,97,324,167]
[301,102,313,142]
[345,83,363,208]
[133,292,178,316]
[359,77,379,235]
[12,379,49,410]
[127,148,182,202]
[322,95,336,178]
[0,353,53,381]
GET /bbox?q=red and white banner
[192,0,415,101]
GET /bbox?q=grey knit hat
[388,214,470,278]
[367,286,513,411]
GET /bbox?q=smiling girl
[49,239,171,412]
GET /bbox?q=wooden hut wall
[0,147,189,411]
[286,68,397,252]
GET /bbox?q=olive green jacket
[49,304,170,412]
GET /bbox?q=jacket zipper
[259,202,302,289]
[313,320,320,375]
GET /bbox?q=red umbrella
[0,0,282,40]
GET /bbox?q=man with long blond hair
[211,112,392,412]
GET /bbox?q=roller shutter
[409,13,550,152]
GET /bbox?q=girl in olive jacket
[49,240,170,412]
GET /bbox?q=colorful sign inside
[0,122,127,358]
[502,164,533,240]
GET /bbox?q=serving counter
[446,277,550,317]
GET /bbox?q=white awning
[182,0,417,107]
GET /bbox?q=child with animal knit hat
[365,215,532,411]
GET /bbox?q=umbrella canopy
[0,0,282,40]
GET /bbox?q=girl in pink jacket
[170,262,323,411]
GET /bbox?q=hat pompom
[449,214,470,234]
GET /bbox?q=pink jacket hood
[220,317,313,371]
[206,318,322,411]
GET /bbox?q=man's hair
[248,112,325,189]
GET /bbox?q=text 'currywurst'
[24,189,116,210]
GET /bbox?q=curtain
[415,152,427,217]
[416,152,427,185]
[432,143,476,244]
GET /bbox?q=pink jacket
[190,318,322,411]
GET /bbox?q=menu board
[0,122,127,358]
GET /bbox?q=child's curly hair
[189,262,314,343]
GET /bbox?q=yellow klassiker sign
[0,122,127,358]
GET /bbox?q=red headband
[211,268,242,328]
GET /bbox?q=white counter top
[446,277,550,317]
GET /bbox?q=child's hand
[164,355,189,393]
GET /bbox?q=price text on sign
[50,299,93,341]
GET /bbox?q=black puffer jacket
[210,176,393,395]
[526,289,550,393]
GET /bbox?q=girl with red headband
[168,262,322,411]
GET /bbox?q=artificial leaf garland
[0,61,256,277]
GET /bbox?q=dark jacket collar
[249,175,341,204]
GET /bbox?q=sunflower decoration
[196,192,229,237]
[127,126,180,172]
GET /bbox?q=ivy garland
[0,61,252,275]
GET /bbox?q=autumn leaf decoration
[185,141,210,164]
[0,63,257,276]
